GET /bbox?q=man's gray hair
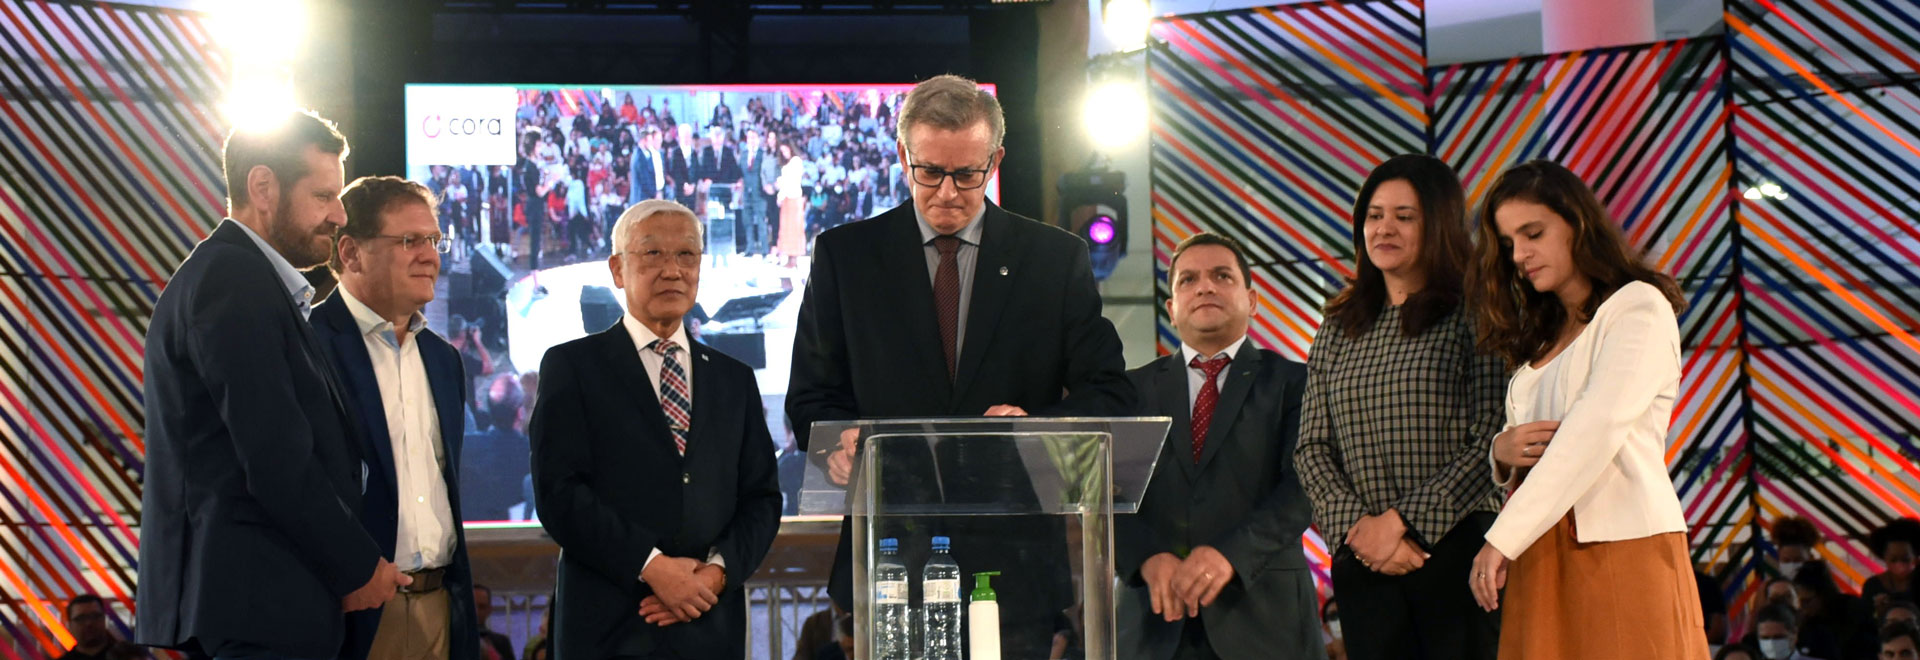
[611,199,701,252]
[896,74,1004,154]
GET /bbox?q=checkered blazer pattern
[1293,305,1508,552]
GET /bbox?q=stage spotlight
[1059,169,1128,281]
[209,0,307,63]
[224,75,298,133]
[1083,81,1147,150]
[1103,0,1151,50]
[1742,182,1789,201]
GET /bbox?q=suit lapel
[879,207,952,401]
[597,325,678,457]
[1155,354,1199,482]
[319,300,397,487]
[684,342,721,464]
[950,205,1022,408]
[1195,342,1260,475]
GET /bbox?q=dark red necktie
[1189,355,1232,463]
[933,235,961,379]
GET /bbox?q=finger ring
[1523,446,1531,457]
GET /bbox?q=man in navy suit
[311,175,482,660]
[531,199,782,659]
[1115,233,1321,660]
[137,110,411,660]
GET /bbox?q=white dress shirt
[1484,281,1688,559]
[1179,336,1248,412]
[338,287,455,571]
[620,313,726,579]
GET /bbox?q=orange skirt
[1498,514,1709,660]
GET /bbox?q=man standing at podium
[786,74,1133,656]
[1116,233,1321,660]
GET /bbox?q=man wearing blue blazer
[312,175,481,660]
[137,111,411,660]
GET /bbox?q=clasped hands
[1140,546,1236,622]
[638,556,727,626]
[1347,509,1429,576]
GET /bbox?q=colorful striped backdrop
[1149,0,1918,631]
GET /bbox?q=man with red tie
[530,200,782,659]
[1115,233,1322,660]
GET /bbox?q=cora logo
[420,114,504,139]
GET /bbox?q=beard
[265,193,332,269]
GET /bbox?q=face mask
[1759,638,1793,660]
[1328,621,1342,640]
[1781,562,1803,579]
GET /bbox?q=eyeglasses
[619,249,702,270]
[907,154,996,190]
[366,233,452,253]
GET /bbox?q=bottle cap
[970,571,1000,602]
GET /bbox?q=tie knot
[933,234,961,256]
[649,338,681,357]
[1189,355,1232,378]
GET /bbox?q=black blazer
[785,201,1134,635]
[308,294,482,660]
[135,221,382,658]
[1115,344,1321,660]
[531,325,783,660]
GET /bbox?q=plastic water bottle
[875,538,911,660]
[921,535,962,660]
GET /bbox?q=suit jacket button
[682,473,691,485]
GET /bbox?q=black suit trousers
[1333,512,1499,660]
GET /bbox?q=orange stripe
[1751,374,1920,512]
[1255,6,1427,123]
[1737,213,1920,357]
[1727,13,1920,161]
[1467,51,1583,206]
[1654,164,1732,270]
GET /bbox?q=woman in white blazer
[1465,159,1708,659]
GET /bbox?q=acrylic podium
[799,417,1173,660]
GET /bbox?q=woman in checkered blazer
[1294,154,1507,660]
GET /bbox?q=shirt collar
[227,218,316,320]
[622,311,692,357]
[1180,335,1248,367]
[337,285,426,344]
[915,204,987,246]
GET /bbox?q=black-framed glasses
[619,249,702,270]
[907,154,996,190]
[366,233,452,253]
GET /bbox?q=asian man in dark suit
[137,110,411,660]
[312,176,482,660]
[1116,233,1321,660]
[786,74,1133,657]
[532,200,782,660]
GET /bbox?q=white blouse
[1484,281,1690,559]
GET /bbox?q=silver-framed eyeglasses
[369,233,452,253]
[907,154,997,190]
[619,249,702,269]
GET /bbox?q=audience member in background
[1882,622,1919,660]
[1322,598,1347,660]
[472,584,516,660]
[1702,568,1732,647]
[1884,600,1919,630]
[1767,578,1804,613]
[1757,603,1824,660]
[460,375,531,522]
[60,595,115,660]
[522,602,554,660]
[828,612,854,660]
[1717,642,1762,660]
[1867,519,1920,615]
[1792,560,1874,660]
[791,608,836,660]
[1774,516,1824,579]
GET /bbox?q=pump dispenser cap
[970,571,1000,602]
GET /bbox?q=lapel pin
[999,266,1009,276]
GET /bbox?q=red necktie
[1189,355,1232,463]
[933,235,961,378]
